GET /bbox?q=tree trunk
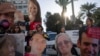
[61,6,66,26]
[71,0,75,24]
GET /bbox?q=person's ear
[77,40,81,48]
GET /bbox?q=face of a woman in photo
[29,34,46,54]
[57,35,72,55]
[15,26,19,32]
[28,1,38,22]
[1,40,15,56]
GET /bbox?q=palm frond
[55,0,71,7]
[80,2,96,12]
[79,2,96,18]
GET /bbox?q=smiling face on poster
[28,0,41,30]
[28,1,38,22]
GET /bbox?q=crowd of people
[0,0,100,56]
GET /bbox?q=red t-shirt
[29,22,41,30]
[24,53,37,56]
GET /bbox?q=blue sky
[37,0,100,31]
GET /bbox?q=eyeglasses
[57,40,70,47]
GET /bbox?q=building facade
[1,0,28,15]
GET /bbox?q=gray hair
[55,33,72,56]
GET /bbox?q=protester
[25,32,47,56]
[77,27,99,56]
[56,26,79,56]
[80,18,94,30]
[86,18,94,27]
[28,0,42,31]
[55,33,74,56]
[60,26,66,33]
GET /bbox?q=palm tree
[55,0,71,17]
[79,2,96,19]
[45,12,52,19]
[55,0,71,25]
[92,7,100,25]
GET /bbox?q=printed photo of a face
[28,0,41,30]
[0,2,16,26]
[0,35,16,56]
[28,1,37,21]
[0,2,16,34]
[29,33,46,55]
[55,33,73,56]
[0,34,24,56]
[77,28,99,56]
[14,10,24,22]
[28,0,41,22]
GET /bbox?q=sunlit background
[37,0,100,32]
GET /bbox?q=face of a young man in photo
[30,34,46,54]
[78,33,99,56]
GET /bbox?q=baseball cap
[0,2,16,13]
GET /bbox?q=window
[23,6,27,8]
[21,0,27,4]
[18,6,22,9]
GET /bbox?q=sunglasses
[57,40,70,47]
